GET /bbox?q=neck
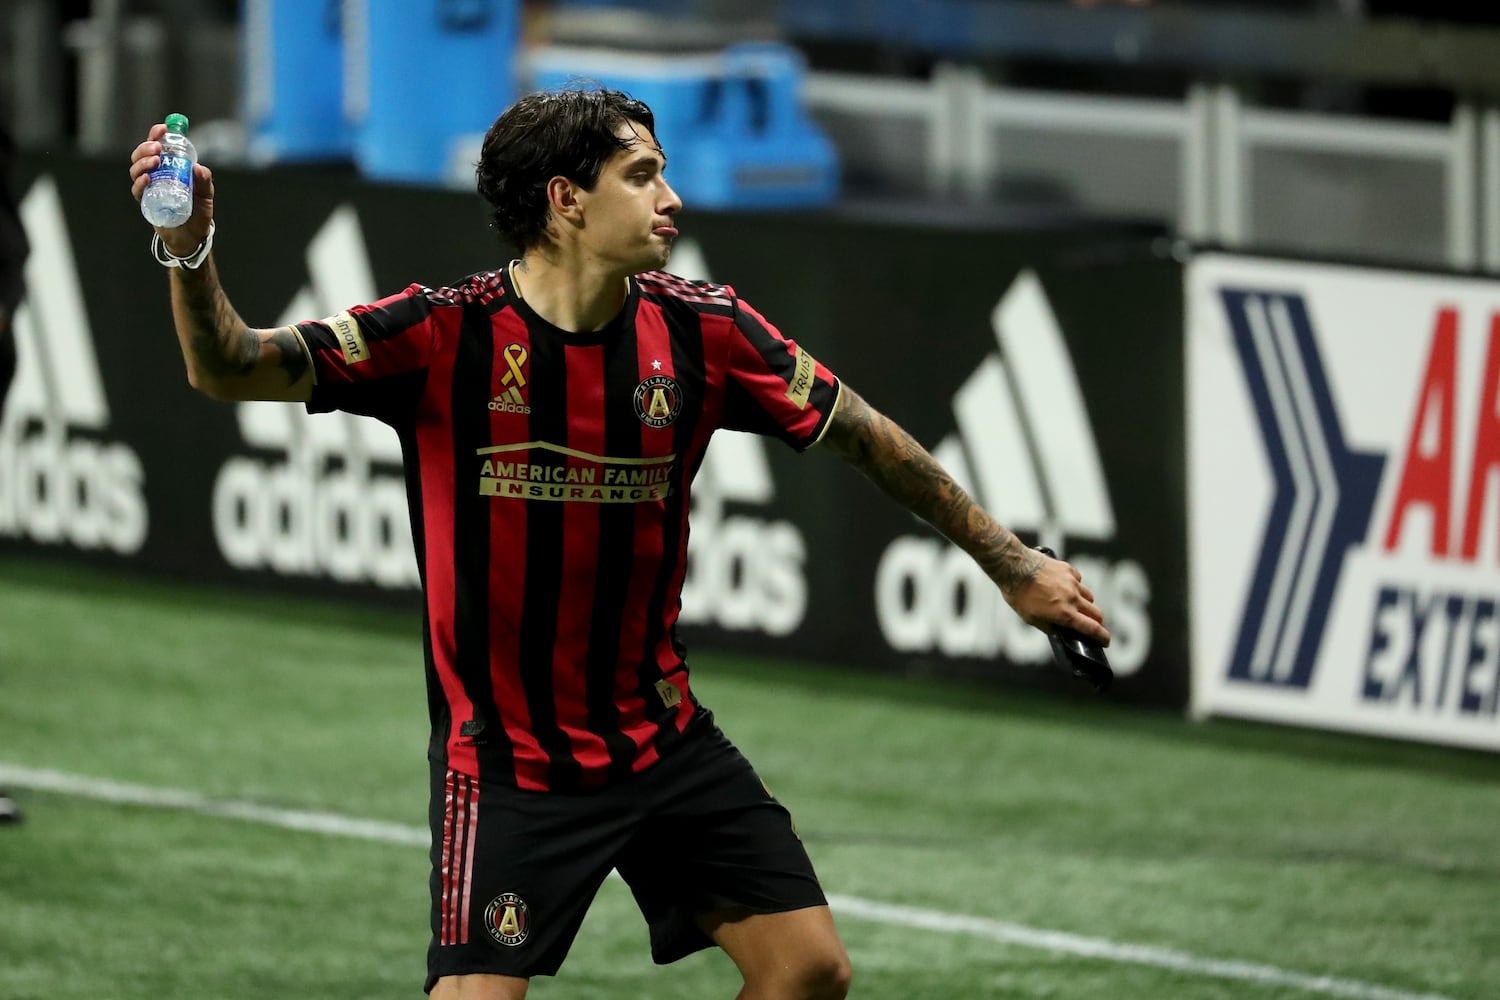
[512,249,629,333]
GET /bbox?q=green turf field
[2,556,1497,1000]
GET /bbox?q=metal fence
[806,66,1484,271]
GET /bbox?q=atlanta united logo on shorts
[484,893,530,947]
[633,375,683,428]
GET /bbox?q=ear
[545,175,586,231]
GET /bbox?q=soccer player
[128,88,1109,1000]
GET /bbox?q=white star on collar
[651,359,663,370]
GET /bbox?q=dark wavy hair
[476,87,658,251]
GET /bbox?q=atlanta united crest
[634,374,683,428]
[484,893,530,947]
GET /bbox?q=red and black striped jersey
[294,265,841,792]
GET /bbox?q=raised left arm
[819,386,1109,643]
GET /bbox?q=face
[572,121,682,274]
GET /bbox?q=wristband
[151,221,215,270]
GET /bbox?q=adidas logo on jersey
[488,344,532,414]
[0,177,147,554]
[210,206,418,589]
[874,271,1152,674]
[489,391,531,415]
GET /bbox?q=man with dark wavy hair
[129,87,1108,999]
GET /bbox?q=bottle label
[150,153,193,188]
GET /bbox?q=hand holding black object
[1035,547,1113,693]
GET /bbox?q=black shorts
[424,716,826,990]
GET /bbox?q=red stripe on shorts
[459,775,479,944]
[440,772,480,946]
[440,772,457,945]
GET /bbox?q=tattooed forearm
[267,326,311,386]
[821,388,1043,593]
[171,261,258,378]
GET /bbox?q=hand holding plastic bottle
[129,116,215,258]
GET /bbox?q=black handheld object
[1035,547,1113,693]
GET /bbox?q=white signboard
[1189,253,1500,751]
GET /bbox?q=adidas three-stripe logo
[875,271,1151,673]
[0,177,147,553]
[211,206,419,588]
[932,270,1115,547]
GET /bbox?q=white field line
[819,895,1455,1000]
[0,763,1457,1000]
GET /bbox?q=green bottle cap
[164,113,190,134]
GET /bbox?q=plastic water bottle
[141,113,196,228]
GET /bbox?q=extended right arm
[129,123,313,402]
